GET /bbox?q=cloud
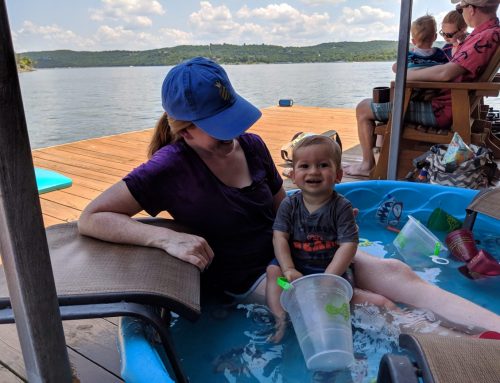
[158,28,194,46]
[185,2,394,46]
[342,5,395,25]
[17,21,95,50]
[95,25,179,49]
[300,0,346,5]
[329,20,398,41]
[11,1,401,51]
[237,3,331,45]
[189,1,238,35]
[90,0,165,27]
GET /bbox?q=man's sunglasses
[439,30,459,38]
[456,3,473,14]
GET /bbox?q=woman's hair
[411,15,437,46]
[442,10,467,31]
[292,135,342,169]
[147,113,181,158]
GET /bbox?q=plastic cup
[445,229,478,262]
[427,208,463,233]
[280,274,354,371]
[393,215,448,264]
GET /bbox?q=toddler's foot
[267,314,288,343]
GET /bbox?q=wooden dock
[33,105,360,227]
[1,106,360,382]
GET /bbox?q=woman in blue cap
[79,57,500,333]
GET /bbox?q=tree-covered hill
[23,41,398,68]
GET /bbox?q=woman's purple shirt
[124,133,283,293]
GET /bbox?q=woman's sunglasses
[439,30,459,38]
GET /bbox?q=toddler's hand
[284,268,303,282]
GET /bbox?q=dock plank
[63,319,122,378]
[0,365,23,383]
[34,148,135,173]
[50,145,144,165]
[0,323,123,382]
[33,157,122,184]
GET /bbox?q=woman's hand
[157,231,214,271]
[79,181,214,271]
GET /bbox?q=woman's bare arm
[78,181,214,270]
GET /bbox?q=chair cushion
[0,220,200,320]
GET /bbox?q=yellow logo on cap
[215,81,230,101]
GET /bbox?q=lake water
[18,62,395,149]
[18,62,500,149]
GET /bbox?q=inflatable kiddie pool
[118,181,500,383]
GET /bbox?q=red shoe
[477,331,500,340]
[467,250,500,276]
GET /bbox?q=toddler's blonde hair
[292,135,342,169]
[411,15,437,47]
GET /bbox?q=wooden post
[0,1,72,381]
[387,0,412,180]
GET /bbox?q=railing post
[388,0,412,179]
[0,1,72,381]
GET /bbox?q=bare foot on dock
[343,163,372,177]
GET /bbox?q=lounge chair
[371,46,500,180]
[463,187,500,231]
[0,219,200,383]
[377,333,500,383]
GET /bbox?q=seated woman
[78,56,500,335]
[440,10,468,59]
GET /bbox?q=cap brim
[193,94,262,140]
[450,0,461,3]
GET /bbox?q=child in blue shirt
[393,15,449,72]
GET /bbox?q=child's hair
[292,135,342,169]
[411,15,437,46]
[147,112,181,158]
[442,10,467,31]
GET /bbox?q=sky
[6,0,459,52]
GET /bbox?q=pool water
[165,219,500,383]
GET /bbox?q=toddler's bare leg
[266,265,288,342]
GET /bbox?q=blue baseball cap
[161,57,262,140]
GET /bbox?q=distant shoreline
[21,41,399,69]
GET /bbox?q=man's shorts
[371,101,438,127]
